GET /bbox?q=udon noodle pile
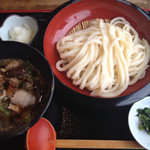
[56,17,150,97]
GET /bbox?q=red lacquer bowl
[44,0,150,105]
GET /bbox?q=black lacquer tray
[0,1,149,149]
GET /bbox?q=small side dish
[128,97,150,149]
[0,14,38,44]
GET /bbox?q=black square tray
[0,9,149,150]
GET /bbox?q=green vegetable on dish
[137,107,150,135]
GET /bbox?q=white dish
[0,14,38,44]
[128,97,150,149]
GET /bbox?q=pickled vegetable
[137,107,150,135]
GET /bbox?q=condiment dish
[0,14,38,44]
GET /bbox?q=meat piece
[5,67,24,78]
[6,84,15,99]
[10,90,36,108]
[8,103,20,113]
[0,59,23,72]
[9,77,20,87]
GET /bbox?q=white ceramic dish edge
[128,96,150,149]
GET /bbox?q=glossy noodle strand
[56,17,150,97]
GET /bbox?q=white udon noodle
[56,17,150,97]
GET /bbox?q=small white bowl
[128,97,150,149]
[0,14,38,44]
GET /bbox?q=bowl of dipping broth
[0,41,54,140]
[44,0,150,116]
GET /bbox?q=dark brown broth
[0,58,45,132]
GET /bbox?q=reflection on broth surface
[0,58,45,132]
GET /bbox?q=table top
[0,0,150,10]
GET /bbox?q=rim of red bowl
[44,0,150,98]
